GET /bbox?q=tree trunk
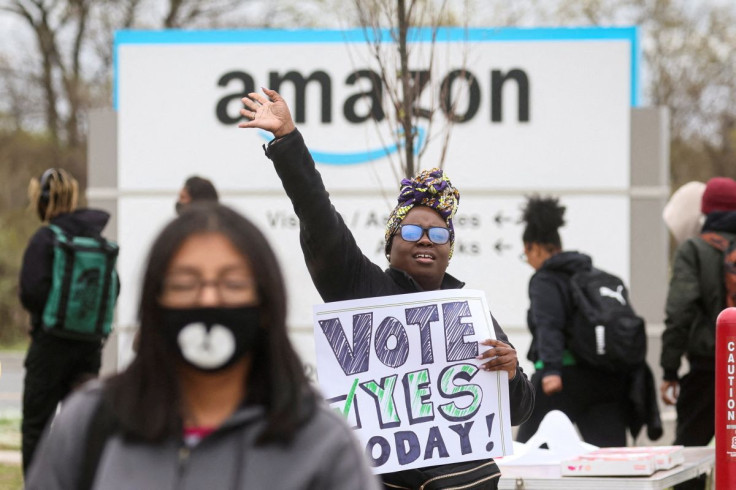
[397,0,415,178]
[36,23,60,146]
[63,0,91,149]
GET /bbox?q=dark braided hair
[184,176,219,202]
[521,195,565,250]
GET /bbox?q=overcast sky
[1,0,733,110]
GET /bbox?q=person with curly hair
[515,195,629,447]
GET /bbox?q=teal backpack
[41,224,119,340]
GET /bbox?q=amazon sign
[113,28,637,369]
[114,27,636,192]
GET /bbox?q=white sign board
[114,27,637,369]
[313,290,512,474]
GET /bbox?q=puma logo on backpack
[567,268,647,372]
[599,285,626,305]
[700,232,736,308]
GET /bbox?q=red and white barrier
[716,307,736,489]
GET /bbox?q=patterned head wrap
[384,168,460,259]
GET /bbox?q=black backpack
[566,268,646,372]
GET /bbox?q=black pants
[22,332,102,474]
[516,365,628,447]
[672,368,714,490]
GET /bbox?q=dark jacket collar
[386,267,465,292]
[703,210,736,234]
[50,208,111,236]
[540,250,593,275]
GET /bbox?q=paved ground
[0,450,20,465]
[0,352,23,466]
[0,351,23,415]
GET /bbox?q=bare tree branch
[350,0,470,178]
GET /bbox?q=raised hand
[238,88,296,138]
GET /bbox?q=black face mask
[159,306,261,373]
[175,201,184,215]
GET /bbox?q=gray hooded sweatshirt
[26,382,381,490]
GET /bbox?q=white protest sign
[313,289,512,474]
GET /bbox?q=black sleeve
[491,315,535,426]
[19,227,55,315]
[528,273,568,376]
[264,129,388,302]
[25,386,105,490]
[661,240,700,380]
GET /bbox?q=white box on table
[561,451,656,476]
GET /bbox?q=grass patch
[0,463,22,489]
[0,338,29,352]
[0,417,20,451]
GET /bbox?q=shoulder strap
[79,397,118,490]
[47,223,68,242]
[44,224,75,331]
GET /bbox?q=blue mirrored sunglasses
[399,224,451,245]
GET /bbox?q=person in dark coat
[238,88,534,489]
[661,176,736,490]
[175,175,219,215]
[19,168,115,474]
[515,195,629,447]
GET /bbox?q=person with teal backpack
[19,168,119,475]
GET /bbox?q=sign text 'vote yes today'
[313,290,513,474]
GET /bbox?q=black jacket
[527,251,662,440]
[661,210,736,380]
[19,209,113,332]
[627,362,663,441]
[264,129,534,483]
[526,251,592,376]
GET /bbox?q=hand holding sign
[477,339,518,380]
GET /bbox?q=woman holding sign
[26,203,380,490]
[240,89,534,489]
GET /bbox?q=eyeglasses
[161,274,257,306]
[398,224,451,245]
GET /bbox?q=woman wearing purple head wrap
[240,89,533,490]
[381,168,460,291]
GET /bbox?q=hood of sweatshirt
[50,208,111,237]
[539,250,592,275]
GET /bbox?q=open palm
[238,88,295,138]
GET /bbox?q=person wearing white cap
[661,176,736,490]
[662,181,706,245]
